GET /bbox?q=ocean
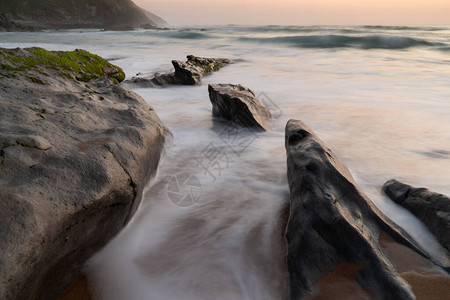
[1,25,449,299]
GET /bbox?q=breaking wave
[237,34,445,50]
[151,30,212,40]
[362,25,447,31]
[217,25,449,34]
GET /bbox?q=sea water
[1,25,449,299]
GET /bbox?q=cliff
[0,0,166,31]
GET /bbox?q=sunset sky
[135,0,450,26]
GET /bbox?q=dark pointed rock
[171,60,204,85]
[383,179,450,253]
[208,84,272,131]
[126,55,230,87]
[284,119,446,299]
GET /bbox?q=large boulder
[0,47,170,299]
[0,0,166,31]
[127,55,230,87]
[383,179,450,253]
[208,84,272,131]
[284,119,447,299]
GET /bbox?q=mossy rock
[0,47,125,83]
[186,55,228,74]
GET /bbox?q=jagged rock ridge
[127,55,231,87]
[383,179,450,253]
[284,119,449,299]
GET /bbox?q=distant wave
[237,35,444,50]
[363,25,447,31]
[221,25,449,34]
[226,25,323,33]
[151,30,212,40]
[438,46,450,52]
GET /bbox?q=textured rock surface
[127,55,230,87]
[208,84,272,131]
[284,119,447,299]
[383,179,450,253]
[0,13,32,32]
[0,47,170,300]
[0,0,166,31]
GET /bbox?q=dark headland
[0,0,166,31]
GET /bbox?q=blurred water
[1,25,449,299]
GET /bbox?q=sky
[135,0,450,26]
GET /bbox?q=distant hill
[0,0,167,31]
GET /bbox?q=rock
[208,84,272,131]
[284,119,447,299]
[126,55,230,87]
[0,0,166,31]
[383,179,450,253]
[141,23,157,30]
[185,55,230,73]
[0,47,170,300]
[171,60,204,85]
[0,13,32,32]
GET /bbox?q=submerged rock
[208,84,272,131]
[284,119,446,299]
[0,47,170,300]
[126,55,230,87]
[383,179,450,253]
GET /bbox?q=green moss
[37,70,49,76]
[1,64,20,71]
[0,72,17,78]
[60,72,74,80]
[190,61,222,74]
[0,48,125,83]
[27,76,45,84]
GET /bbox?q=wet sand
[58,275,92,300]
[379,231,450,300]
[60,231,449,300]
[303,261,373,300]
[302,231,450,300]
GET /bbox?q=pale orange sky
[135,0,450,26]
